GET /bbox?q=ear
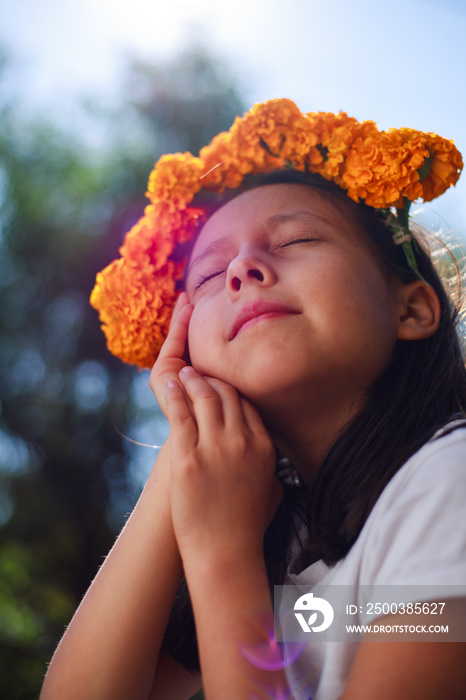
[396,281,441,341]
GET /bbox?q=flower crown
[90,98,463,369]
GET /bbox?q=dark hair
[163,169,466,672]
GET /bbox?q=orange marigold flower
[305,112,377,182]
[200,130,254,191]
[229,99,304,173]
[419,133,463,202]
[91,98,463,366]
[146,153,203,211]
[90,255,183,369]
[199,132,234,190]
[341,129,430,207]
[120,211,173,271]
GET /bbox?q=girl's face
[185,184,401,414]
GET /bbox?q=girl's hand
[164,367,283,565]
[149,292,193,417]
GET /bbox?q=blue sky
[2,0,466,233]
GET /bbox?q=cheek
[357,272,396,333]
[187,304,217,371]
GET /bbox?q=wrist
[182,551,285,700]
[181,539,266,580]
[182,547,270,615]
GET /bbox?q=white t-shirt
[282,422,466,700]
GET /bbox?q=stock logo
[294,592,334,633]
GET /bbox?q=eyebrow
[188,237,233,276]
[188,209,333,274]
[267,210,333,230]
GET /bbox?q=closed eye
[278,235,318,248]
[194,268,226,290]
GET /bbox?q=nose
[226,249,277,295]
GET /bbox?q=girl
[41,99,466,699]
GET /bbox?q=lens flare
[240,629,306,671]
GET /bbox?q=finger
[202,376,247,428]
[149,298,193,414]
[195,375,267,435]
[171,291,189,325]
[164,380,198,450]
[239,396,270,434]
[158,298,193,362]
[178,367,225,433]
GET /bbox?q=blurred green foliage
[0,44,244,699]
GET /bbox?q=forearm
[185,549,289,700]
[163,366,286,698]
[41,442,182,700]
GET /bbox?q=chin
[233,373,299,407]
[190,348,301,399]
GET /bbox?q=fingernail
[180,366,193,375]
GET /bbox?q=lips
[228,300,301,340]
